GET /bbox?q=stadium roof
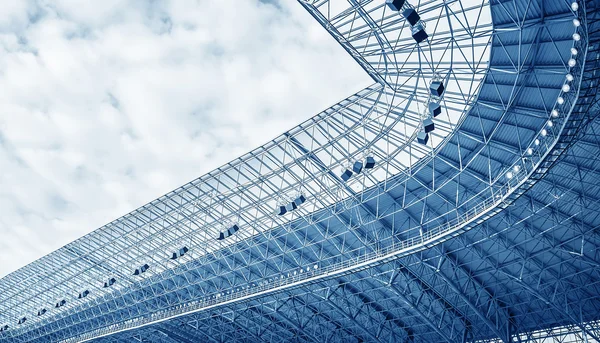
[1,0,600,342]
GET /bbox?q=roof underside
[85,111,600,342]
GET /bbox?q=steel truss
[1,0,600,342]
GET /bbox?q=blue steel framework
[1,0,600,342]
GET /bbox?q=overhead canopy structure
[1,0,600,342]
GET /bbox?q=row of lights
[1,245,191,332]
[0,1,421,331]
[386,1,446,146]
[418,78,446,145]
[505,2,582,180]
[4,188,315,331]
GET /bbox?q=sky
[0,0,369,278]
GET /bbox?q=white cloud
[0,0,370,277]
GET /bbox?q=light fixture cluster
[339,152,376,182]
[385,0,428,43]
[78,289,90,299]
[217,223,240,240]
[386,0,445,147]
[54,299,66,309]
[418,76,445,145]
[133,264,150,276]
[170,246,189,260]
[277,192,307,216]
[102,277,117,288]
[506,2,582,180]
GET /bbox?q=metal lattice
[1,0,600,342]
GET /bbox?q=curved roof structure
[1,0,600,342]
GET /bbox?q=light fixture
[417,129,429,145]
[571,2,579,11]
[340,165,353,182]
[402,8,421,26]
[364,156,376,169]
[571,47,578,55]
[430,80,445,97]
[285,199,297,212]
[506,171,513,179]
[55,299,66,308]
[557,96,565,105]
[179,246,189,257]
[423,118,435,133]
[353,160,364,174]
[429,102,442,117]
[411,23,428,44]
[568,58,577,67]
[547,121,554,127]
[513,165,521,173]
[277,201,288,216]
[535,139,540,146]
[133,264,150,276]
[562,84,571,92]
[103,277,116,288]
[573,33,581,41]
[541,129,548,136]
[293,193,307,206]
[566,73,574,81]
[385,0,406,12]
[573,18,581,27]
[551,109,559,117]
[527,148,533,155]
[217,224,240,240]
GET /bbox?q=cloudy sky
[0,0,369,278]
